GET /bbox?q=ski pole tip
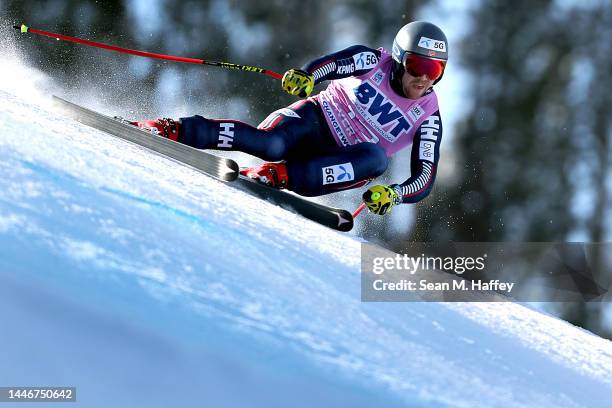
[14,24,29,33]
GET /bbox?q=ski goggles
[402,53,446,81]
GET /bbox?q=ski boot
[130,118,181,141]
[240,162,288,189]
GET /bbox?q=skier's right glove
[282,69,315,97]
[362,184,402,215]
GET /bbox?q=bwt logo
[217,123,235,148]
[355,82,411,138]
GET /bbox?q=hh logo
[217,123,235,148]
[355,82,411,139]
[322,162,355,185]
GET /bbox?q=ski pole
[352,203,367,218]
[13,24,283,80]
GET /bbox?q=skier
[132,21,447,215]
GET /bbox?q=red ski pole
[13,24,283,80]
[352,203,367,219]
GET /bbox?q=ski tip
[223,159,240,181]
[335,211,354,232]
[227,159,239,174]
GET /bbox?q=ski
[52,96,239,181]
[235,175,354,232]
[52,96,354,232]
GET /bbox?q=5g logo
[322,163,355,185]
[418,36,446,52]
[353,52,378,70]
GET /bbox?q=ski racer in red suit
[133,21,448,215]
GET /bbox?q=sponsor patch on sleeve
[419,140,436,162]
[353,52,378,70]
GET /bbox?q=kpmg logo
[322,162,355,185]
[337,63,355,75]
[354,82,411,141]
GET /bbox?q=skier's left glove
[282,69,315,97]
[362,184,402,215]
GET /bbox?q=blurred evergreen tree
[558,3,612,339]
[418,1,576,242]
[419,1,611,338]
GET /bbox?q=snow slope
[1,89,611,407]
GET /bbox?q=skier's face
[402,71,434,99]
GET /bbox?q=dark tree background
[2,0,610,338]
[414,1,612,338]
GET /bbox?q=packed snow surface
[1,90,611,407]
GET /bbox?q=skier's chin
[404,84,426,99]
